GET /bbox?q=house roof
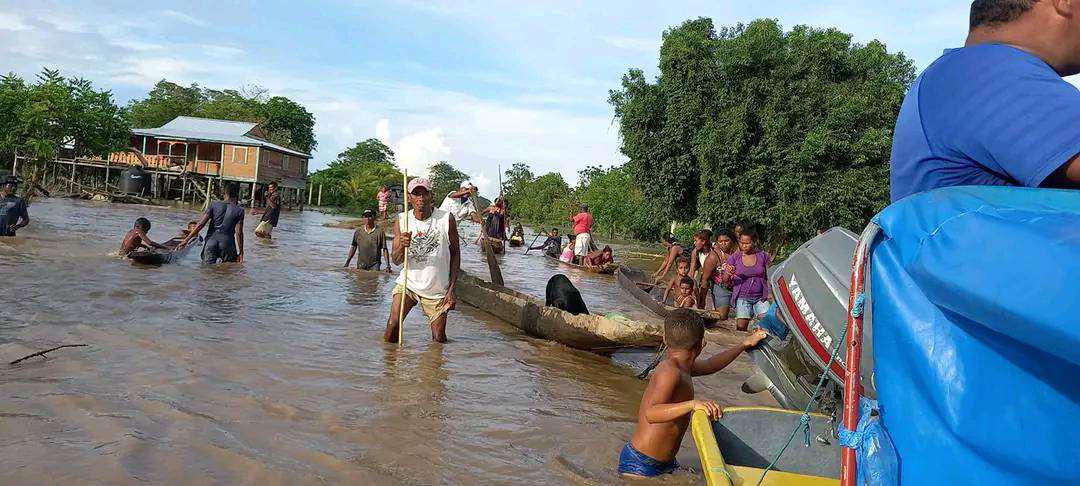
[132,116,310,158]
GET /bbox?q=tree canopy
[610,18,915,248]
[309,138,400,210]
[428,161,469,200]
[125,80,317,154]
[0,69,128,162]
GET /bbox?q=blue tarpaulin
[870,186,1080,484]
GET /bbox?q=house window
[233,147,247,164]
[283,154,289,170]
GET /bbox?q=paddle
[398,169,409,346]
[523,232,543,254]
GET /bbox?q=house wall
[220,144,257,180]
[257,148,309,186]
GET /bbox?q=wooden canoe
[508,235,524,247]
[128,237,195,265]
[455,272,662,351]
[481,236,505,255]
[545,255,618,275]
[616,266,731,327]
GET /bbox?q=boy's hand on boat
[743,329,768,348]
[692,400,723,420]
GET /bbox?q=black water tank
[120,166,149,195]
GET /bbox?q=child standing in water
[618,309,766,478]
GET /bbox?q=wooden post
[204,177,212,211]
[398,169,409,346]
[11,151,17,175]
[104,160,110,188]
[69,162,75,193]
[182,178,187,203]
[250,183,256,208]
[317,184,323,206]
[307,183,313,205]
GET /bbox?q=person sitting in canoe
[530,228,563,258]
[119,217,167,257]
[179,220,202,242]
[672,276,697,309]
[660,257,694,305]
[509,222,524,245]
[582,245,614,268]
[559,234,576,263]
[618,309,767,478]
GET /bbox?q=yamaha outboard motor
[741,227,875,414]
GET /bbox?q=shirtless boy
[672,276,697,309]
[618,309,767,478]
[120,217,166,255]
[661,258,693,304]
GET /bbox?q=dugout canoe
[455,272,662,351]
[508,235,524,247]
[128,237,195,265]
[616,266,729,326]
[545,255,618,275]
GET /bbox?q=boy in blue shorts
[619,309,766,478]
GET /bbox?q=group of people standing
[653,224,770,331]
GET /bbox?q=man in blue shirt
[890,0,1080,201]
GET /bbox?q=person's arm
[14,201,29,231]
[441,215,460,309]
[661,278,675,304]
[642,367,721,423]
[1042,156,1080,189]
[177,212,211,249]
[391,217,408,265]
[654,246,678,280]
[235,216,245,263]
[691,330,767,376]
[134,228,167,250]
[345,234,357,267]
[700,253,718,289]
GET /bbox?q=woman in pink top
[377,185,391,220]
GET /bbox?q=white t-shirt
[395,208,453,299]
[438,192,475,221]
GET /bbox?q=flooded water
[1,198,775,484]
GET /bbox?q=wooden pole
[317,184,323,206]
[398,170,409,346]
[307,182,313,205]
[204,177,212,211]
[69,162,75,193]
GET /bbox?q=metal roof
[132,116,311,158]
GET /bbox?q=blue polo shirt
[890,43,1080,201]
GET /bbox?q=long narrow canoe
[128,237,195,265]
[616,266,729,327]
[545,255,618,275]
[690,407,839,485]
[455,272,662,351]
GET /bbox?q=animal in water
[545,274,590,315]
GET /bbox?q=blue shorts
[736,298,769,319]
[618,442,678,477]
[711,284,732,309]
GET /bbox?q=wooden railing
[108,152,221,176]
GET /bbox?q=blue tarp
[870,186,1080,484]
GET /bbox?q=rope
[755,299,855,486]
[637,343,668,379]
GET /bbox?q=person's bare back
[628,359,698,464]
[119,228,144,254]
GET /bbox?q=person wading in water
[385,178,461,343]
[0,175,30,237]
[253,181,280,238]
[178,183,245,264]
[345,209,391,272]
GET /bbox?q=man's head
[135,217,151,232]
[664,233,677,246]
[969,0,1080,75]
[362,209,375,226]
[1,175,18,195]
[664,308,705,352]
[407,178,433,211]
[602,245,613,257]
[678,276,695,296]
[551,228,560,236]
[223,183,240,201]
[268,181,278,193]
[580,203,588,212]
[693,229,713,249]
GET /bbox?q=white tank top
[395,208,452,299]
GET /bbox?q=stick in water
[398,170,409,346]
[524,231,542,254]
[10,344,89,365]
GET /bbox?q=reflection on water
[0,198,774,484]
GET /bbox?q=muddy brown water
[1,198,775,485]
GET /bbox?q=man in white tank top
[385,177,461,343]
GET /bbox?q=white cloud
[469,171,493,197]
[393,127,451,177]
[599,35,658,53]
[160,10,209,28]
[111,57,197,86]
[0,12,31,31]
[375,118,391,145]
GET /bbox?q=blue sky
[0,1,968,193]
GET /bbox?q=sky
[0,0,969,194]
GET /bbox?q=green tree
[502,162,535,209]
[309,138,399,210]
[0,73,29,162]
[259,96,316,154]
[577,164,663,240]
[125,81,204,129]
[610,18,915,249]
[428,160,469,200]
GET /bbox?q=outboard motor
[120,166,149,196]
[741,227,875,414]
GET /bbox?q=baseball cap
[407,178,432,194]
[362,209,375,217]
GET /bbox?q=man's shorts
[735,298,770,319]
[574,232,592,256]
[393,284,450,323]
[617,442,677,477]
[254,220,274,237]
